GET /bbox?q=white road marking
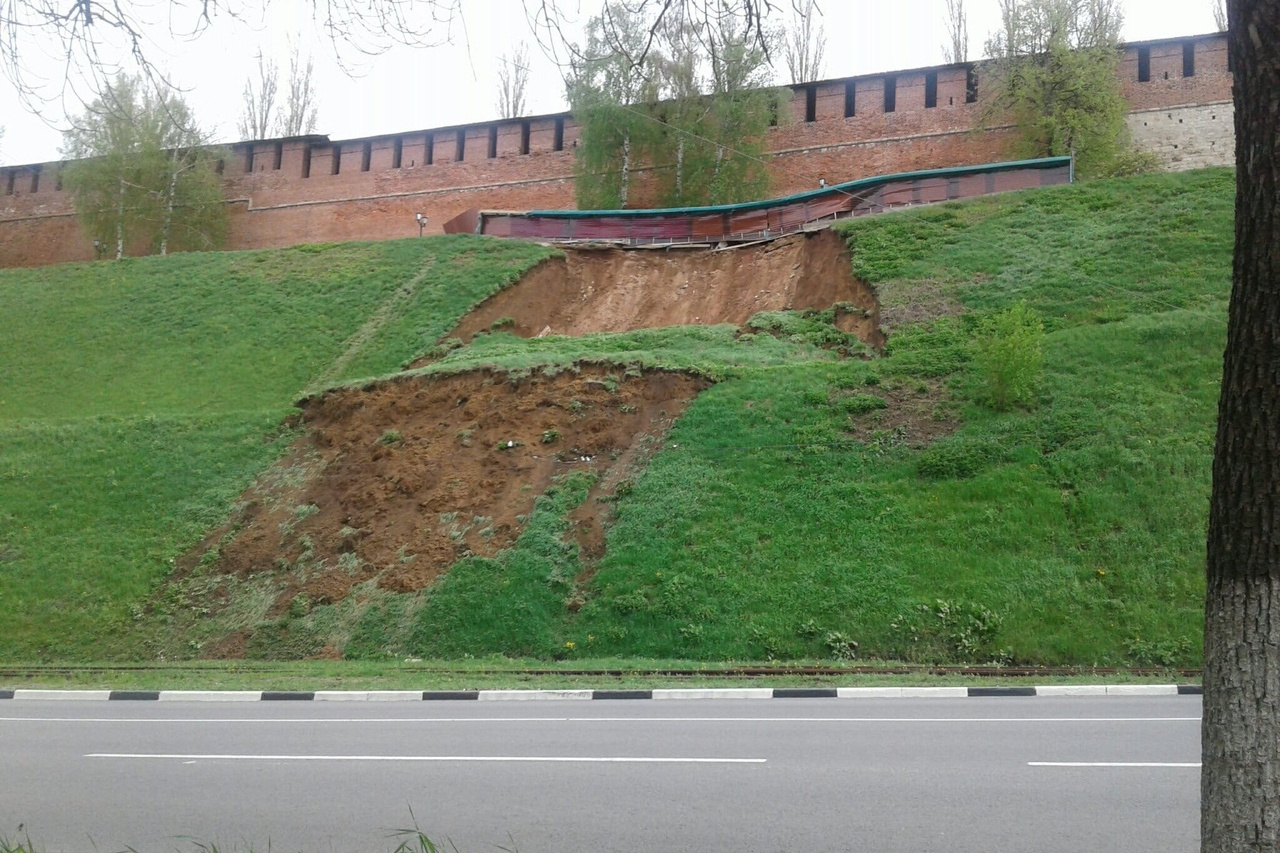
[0,716,1202,724]
[86,753,766,764]
[1029,762,1201,768]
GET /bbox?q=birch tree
[983,0,1137,176]
[62,75,226,258]
[567,3,662,209]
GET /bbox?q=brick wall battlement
[0,32,1231,268]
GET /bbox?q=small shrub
[842,394,888,415]
[825,631,859,660]
[490,317,516,330]
[541,429,561,444]
[1125,636,1193,668]
[802,389,829,407]
[917,435,994,479]
[971,301,1045,412]
[377,429,403,446]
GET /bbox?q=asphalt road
[0,695,1201,853]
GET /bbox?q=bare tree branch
[0,0,462,119]
[497,41,531,119]
[1212,0,1228,31]
[276,44,319,136]
[525,0,781,82]
[943,0,968,64]
[782,0,824,84]
[237,52,277,141]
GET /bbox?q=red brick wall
[0,33,1231,269]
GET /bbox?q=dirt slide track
[183,367,710,622]
[179,231,883,654]
[440,229,883,349]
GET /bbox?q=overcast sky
[0,0,1221,167]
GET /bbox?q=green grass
[407,321,858,380]
[0,169,1232,668]
[0,236,554,659]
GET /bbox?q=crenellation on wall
[1120,33,1229,108]
[0,32,1233,269]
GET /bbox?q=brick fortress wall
[0,33,1232,269]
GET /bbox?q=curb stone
[0,685,1202,701]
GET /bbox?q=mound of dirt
[433,229,883,355]
[183,366,710,616]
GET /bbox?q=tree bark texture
[1203,2,1280,851]
[620,134,631,208]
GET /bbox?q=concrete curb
[0,685,1202,701]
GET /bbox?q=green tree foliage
[61,75,227,259]
[566,4,662,210]
[983,0,1151,177]
[972,300,1045,411]
[567,2,777,210]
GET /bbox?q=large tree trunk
[1202,3,1280,851]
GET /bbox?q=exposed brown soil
[181,366,709,614]
[844,377,961,447]
[875,279,967,333]
[173,230,892,648]
[423,229,883,360]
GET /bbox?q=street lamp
[415,213,428,237]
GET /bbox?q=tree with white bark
[568,2,776,210]
[566,2,663,209]
[61,75,226,258]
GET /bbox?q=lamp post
[416,213,427,237]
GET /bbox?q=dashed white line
[85,753,767,764]
[1029,762,1201,768]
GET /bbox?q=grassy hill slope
[0,168,1232,666]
